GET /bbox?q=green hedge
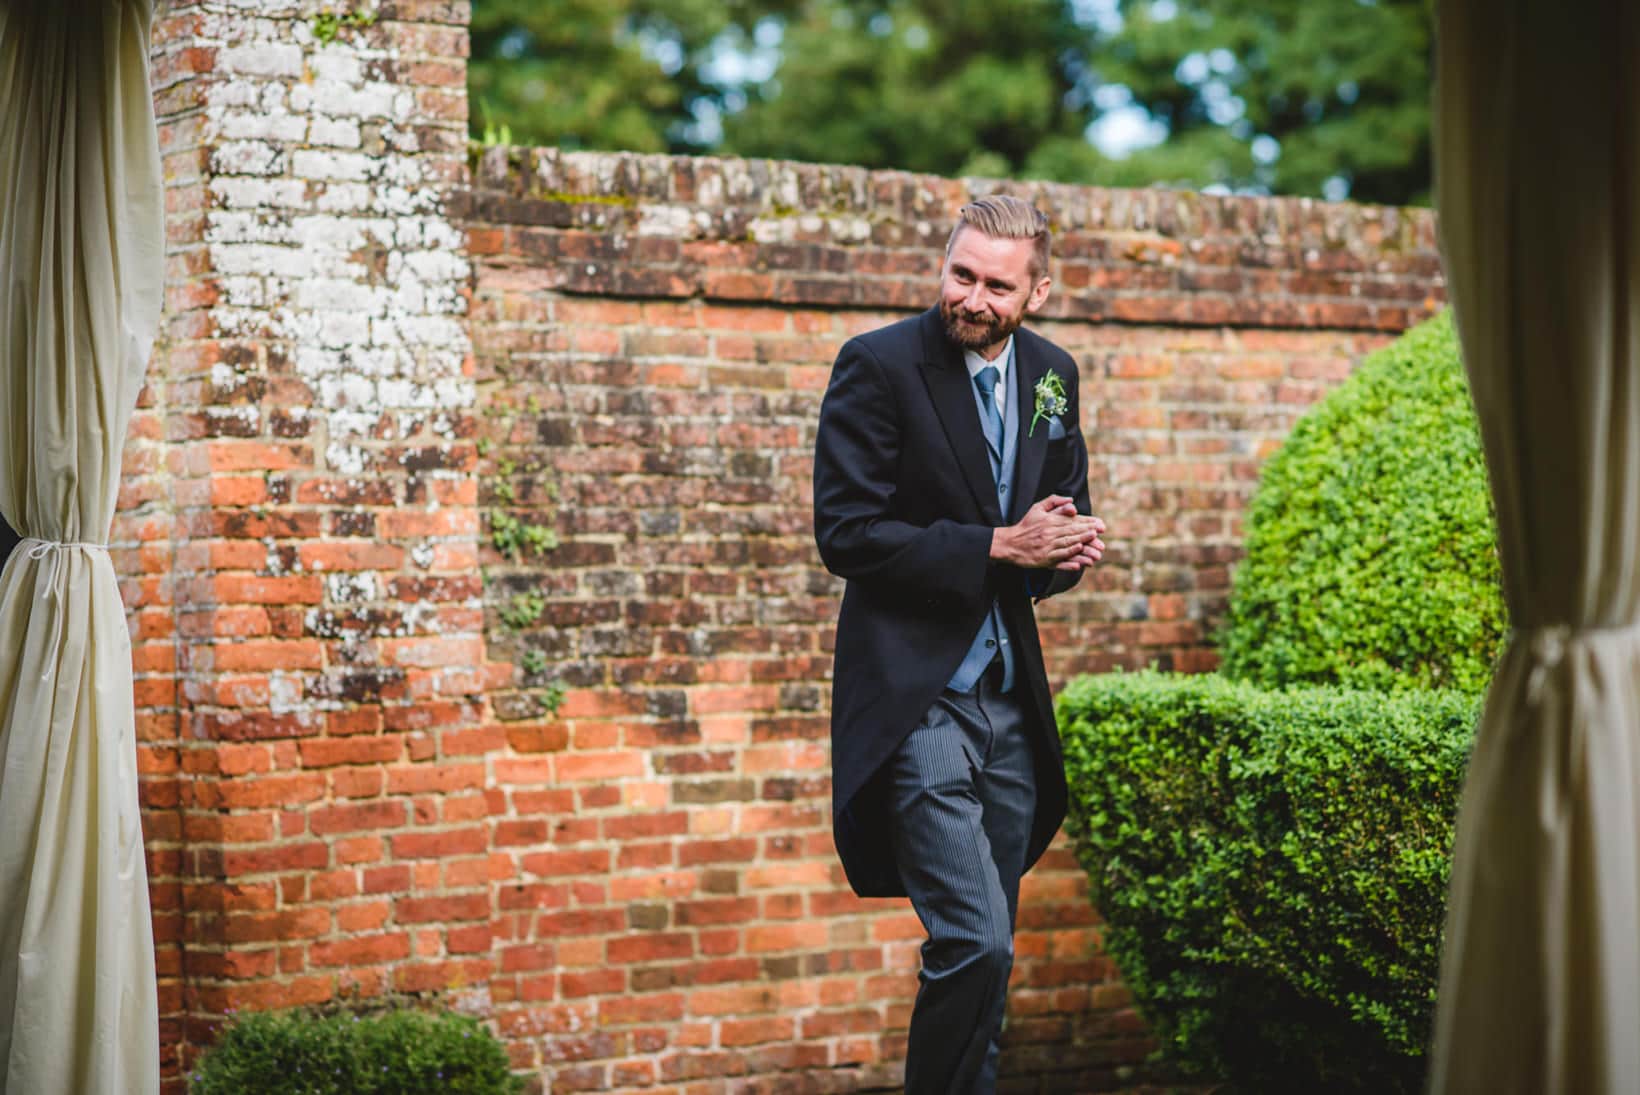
[1219,311,1504,694]
[1058,671,1478,1093]
[188,1008,522,1095]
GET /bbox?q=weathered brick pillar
[140,2,488,1086]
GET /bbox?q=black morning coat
[813,306,1094,897]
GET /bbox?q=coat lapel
[917,309,1004,525]
[1009,330,1051,523]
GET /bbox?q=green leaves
[722,0,1092,177]
[1057,312,1488,1089]
[489,509,559,561]
[1028,368,1069,437]
[188,1008,523,1095]
[499,591,546,630]
[468,0,709,152]
[471,0,1096,176]
[470,0,1431,201]
[1220,311,1504,695]
[1093,0,1432,203]
[310,6,377,47]
[1058,672,1478,1093]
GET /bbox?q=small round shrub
[1219,310,1504,693]
[188,1007,523,1095]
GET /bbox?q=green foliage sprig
[310,6,376,46]
[489,509,559,560]
[1059,671,1477,1094]
[500,591,546,630]
[1028,368,1068,437]
[479,395,564,702]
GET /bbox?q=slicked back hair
[946,196,1051,283]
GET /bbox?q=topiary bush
[188,1007,523,1095]
[1058,671,1478,1094]
[1219,310,1504,694]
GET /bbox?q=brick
[208,575,324,606]
[308,800,408,836]
[334,836,384,865]
[554,750,645,782]
[299,736,403,767]
[600,992,686,1025]
[607,933,694,965]
[520,849,611,877]
[205,441,310,472]
[391,827,487,858]
[212,640,325,672]
[222,908,330,944]
[395,893,490,923]
[719,1017,794,1047]
[213,773,327,810]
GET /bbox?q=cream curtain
[0,2,164,1093]
[1431,3,1640,1092]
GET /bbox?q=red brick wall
[119,3,1445,1092]
[453,150,1442,1093]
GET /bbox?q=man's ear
[1025,276,1052,314]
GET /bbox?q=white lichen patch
[268,671,305,714]
[200,12,475,468]
[327,571,379,601]
[636,204,705,240]
[185,5,483,720]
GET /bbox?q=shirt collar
[963,335,1014,384]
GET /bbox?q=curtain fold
[0,1,163,1093]
[1431,2,1640,1092]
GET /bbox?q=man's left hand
[1045,499,1104,571]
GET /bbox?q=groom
[813,195,1104,1093]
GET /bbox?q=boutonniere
[1029,369,1069,437]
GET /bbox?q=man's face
[938,226,1052,356]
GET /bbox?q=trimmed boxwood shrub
[188,1007,522,1095]
[1058,671,1479,1094]
[1219,311,1504,694]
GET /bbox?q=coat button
[985,639,996,648]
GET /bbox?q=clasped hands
[989,495,1105,572]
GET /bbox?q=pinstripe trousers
[890,662,1036,1095]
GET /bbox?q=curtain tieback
[1513,620,1640,703]
[18,538,110,681]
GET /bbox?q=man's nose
[964,284,987,312]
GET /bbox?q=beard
[941,299,1024,352]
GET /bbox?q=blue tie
[974,365,1003,479]
[970,363,1014,691]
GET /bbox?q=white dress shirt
[964,335,1014,419]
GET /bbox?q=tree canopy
[468,0,1432,204]
[1093,0,1431,204]
[468,0,801,153]
[719,0,1098,180]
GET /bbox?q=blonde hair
[946,196,1051,282]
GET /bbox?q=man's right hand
[989,495,1105,571]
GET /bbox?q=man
[813,195,1104,1094]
